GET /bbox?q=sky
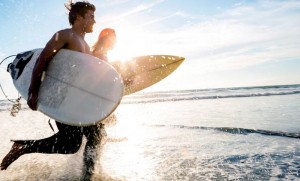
[0,0,300,99]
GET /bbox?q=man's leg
[1,121,83,170]
[82,123,106,179]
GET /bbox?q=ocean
[0,84,299,180]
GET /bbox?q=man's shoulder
[56,28,72,35]
[50,28,73,42]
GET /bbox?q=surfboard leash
[0,55,16,65]
[0,54,23,117]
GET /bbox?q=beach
[0,85,299,180]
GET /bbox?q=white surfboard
[111,55,185,95]
[8,49,124,126]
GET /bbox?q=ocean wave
[122,90,300,104]
[1,84,300,107]
[0,99,29,112]
[149,124,300,139]
[208,153,300,179]
[121,84,300,103]
[0,102,13,111]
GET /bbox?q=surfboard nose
[7,51,34,80]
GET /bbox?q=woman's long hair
[91,28,115,54]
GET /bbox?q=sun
[108,26,154,62]
[88,22,160,63]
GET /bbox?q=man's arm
[27,30,69,110]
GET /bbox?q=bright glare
[89,24,151,62]
[103,105,157,178]
[108,27,148,62]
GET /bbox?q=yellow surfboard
[111,55,185,95]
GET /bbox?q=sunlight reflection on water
[0,94,299,180]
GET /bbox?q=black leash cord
[0,55,19,103]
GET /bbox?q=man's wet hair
[67,1,96,25]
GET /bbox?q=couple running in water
[1,1,117,180]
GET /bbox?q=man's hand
[27,92,38,110]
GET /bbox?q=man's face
[83,10,95,33]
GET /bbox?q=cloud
[143,0,300,74]
[85,0,300,89]
[96,0,166,24]
[137,11,185,28]
[96,0,130,7]
[105,0,299,89]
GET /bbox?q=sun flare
[92,21,160,62]
[108,27,148,62]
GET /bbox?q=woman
[92,28,118,126]
[92,28,116,61]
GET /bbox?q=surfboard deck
[8,49,124,126]
[111,55,185,95]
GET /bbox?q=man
[1,2,103,180]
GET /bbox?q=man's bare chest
[66,36,91,54]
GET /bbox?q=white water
[0,87,299,180]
